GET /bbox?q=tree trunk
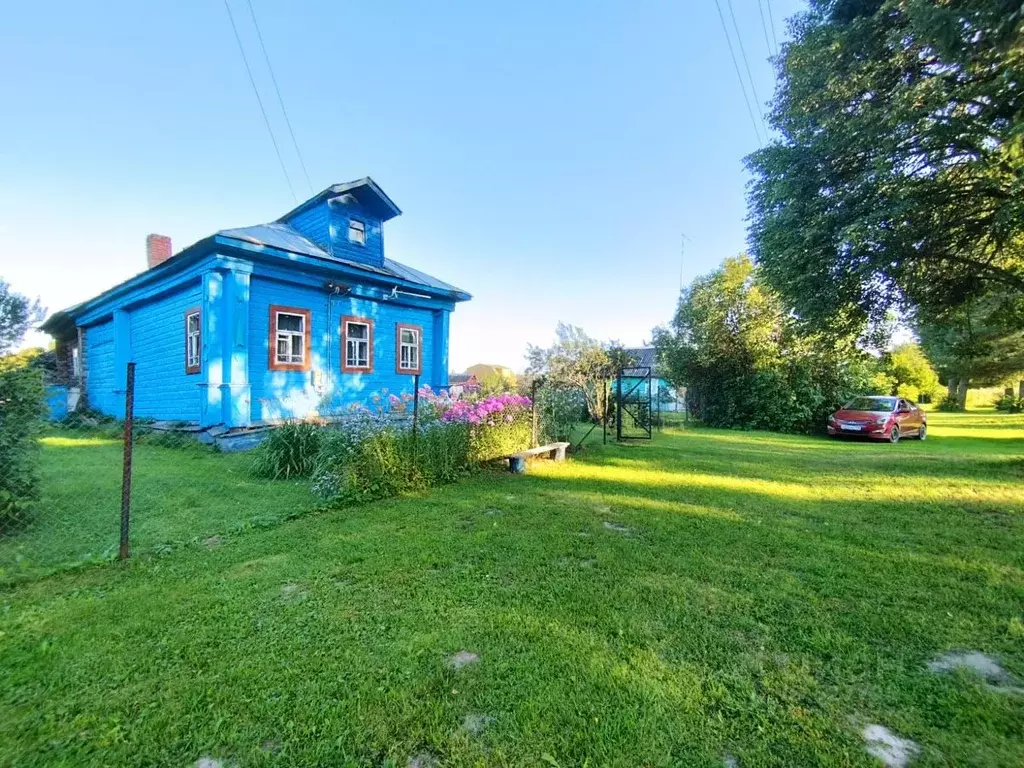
[1018,379,1024,401]
[956,378,969,410]
[947,379,957,401]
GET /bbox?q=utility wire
[765,0,780,56]
[712,0,764,146]
[244,0,314,195]
[222,0,297,201]
[725,0,769,139]
[756,0,776,59]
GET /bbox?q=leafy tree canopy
[748,0,1024,336]
[0,279,45,356]
[880,342,941,400]
[655,254,880,433]
[526,323,627,422]
[917,293,1024,390]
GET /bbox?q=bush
[994,393,1024,413]
[935,396,965,412]
[251,421,325,479]
[536,387,583,443]
[307,390,532,506]
[0,355,46,529]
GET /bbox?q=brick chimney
[146,234,173,268]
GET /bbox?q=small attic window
[348,219,366,245]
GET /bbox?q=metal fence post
[119,362,136,560]
[531,379,539,447]
[603,379,608,445]
[412,373,420,460]
[615,370,623,441]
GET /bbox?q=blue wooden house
[42,178,471,430]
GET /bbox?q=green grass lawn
[0,433,314,580]
[1,413,1022,766]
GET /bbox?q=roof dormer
[279,177,401,269]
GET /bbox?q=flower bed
[252,387,533,505]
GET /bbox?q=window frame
[268,305,312,372]
[348,219,366,246]
[341,315,374,373]
[185,307,202,375]
[395,323,423,375]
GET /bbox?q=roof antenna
[679,233,692,291]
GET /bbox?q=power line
[756,0,776,59]
[222,0,297,201]
[712,0,764,146]
[725,0,769,139]
[765,0,780,56]
[244,0,314,195]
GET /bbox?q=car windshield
[844,397,896,412]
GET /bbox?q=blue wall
[287,198,384,268]
[248,274,441,422]
[74,254,456,427]
[130,282,204,421]
[84,319,116,414]
[82,284,203,420]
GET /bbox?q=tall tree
[880,342,941,400]
[0,279,44,355]
[917,294,1024,407]
[748,1,1024,335]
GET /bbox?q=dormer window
[348,219,366,245]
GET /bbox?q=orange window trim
[185,307,202,375]
[395,323,423,375]
[268,305,312,372]
[341,315,374,373]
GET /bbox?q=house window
[269,305,311,372]
[342,316,373,372]
[348,219,366,245]
[185,308,201,374]
[396,323,422,374]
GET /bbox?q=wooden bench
[506,442,571,473]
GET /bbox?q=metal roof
[216,222,468,297]
[624,347,658,369]
[277,177,402,224]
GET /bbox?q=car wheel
[889,426,901,444]
[918,424,927,440]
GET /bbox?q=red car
[827,396,927,443]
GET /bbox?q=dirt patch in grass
[446,650,479,670]
[862,724,918,767]
[928,650,1024,694]
[603,521,631,535]
[460,713,493,735]
[279,583,307,601]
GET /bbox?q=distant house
[41,178,471,428]
[447,373,481,397]
[620,347,683,411]
[465,363,516,387]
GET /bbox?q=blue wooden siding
[288,198,384,268]
[248,275,440,422]
[84,320,116,414]
[130,282,204,421]
[328,200,384,267]
[287,203,330,251]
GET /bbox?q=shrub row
[0,356,46,529]
[251,389,534,505]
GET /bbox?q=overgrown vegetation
[0,279,48,530]
[0,353,46,528]
[252,390,534,506]
[655,255,880,433]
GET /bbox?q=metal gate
[616,365,653,440]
